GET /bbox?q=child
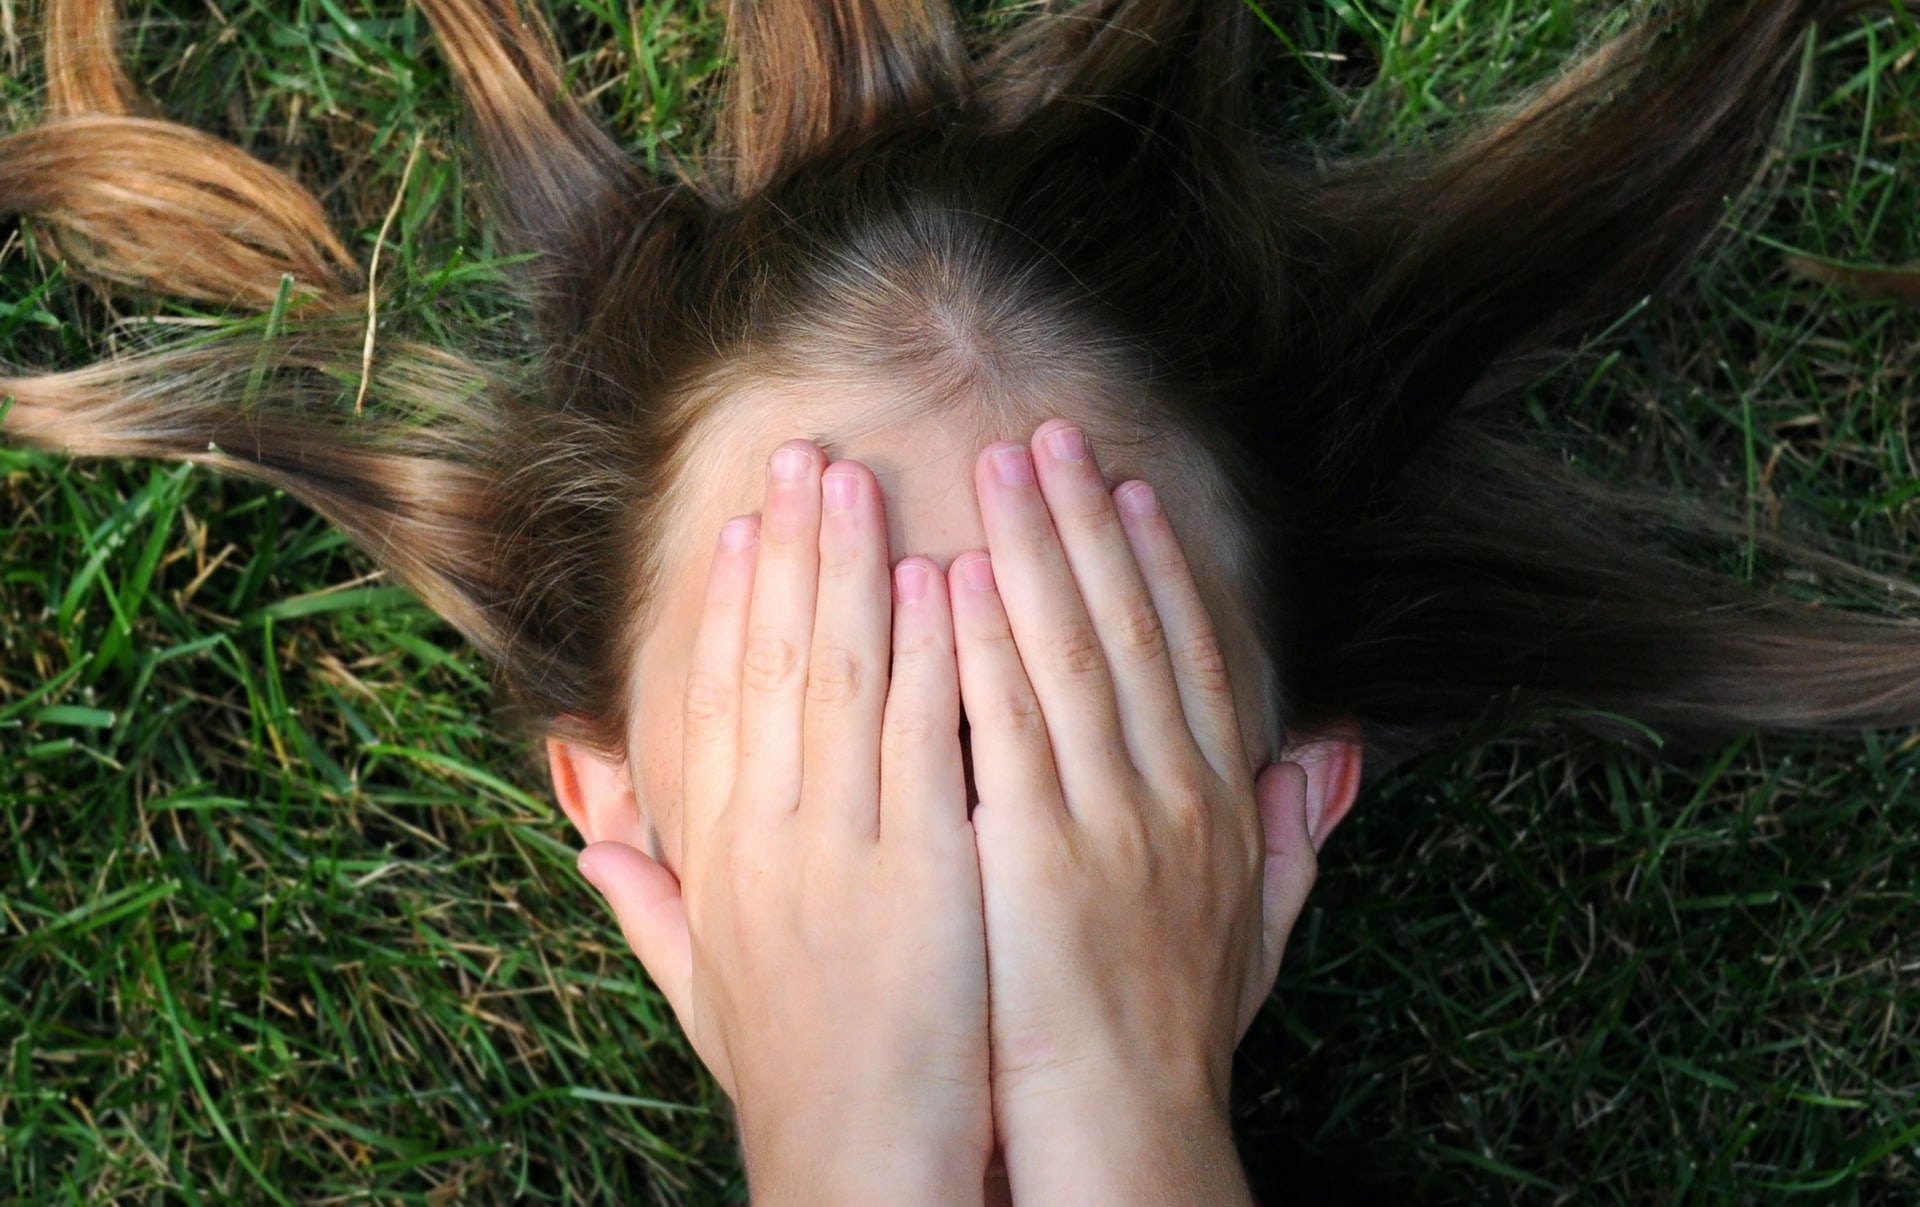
[4,0,1910,1197]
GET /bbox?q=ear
[546,737,649,849]
[1286,717,1364,852]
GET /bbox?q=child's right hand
[578,441,991,1206]
[952,421,1320,1206]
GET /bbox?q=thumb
[577,841,694,1029]
[1238,761,1317,1041]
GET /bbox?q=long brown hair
[4,0,1913,765]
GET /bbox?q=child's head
[8,0,1920,861]
[511,91,1294,853]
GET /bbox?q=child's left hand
[950,420,1317,1206]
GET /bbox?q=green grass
[2,1,1917,1202]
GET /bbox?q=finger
[737,440,825,813]
[577,842,695,1038]
[949,551,1065,829]
[1114,480,1248,780]
[879,557,968,847]
[681,514,760,843]
[973,440,1129,808]
[803,461,892,836]
[1030,420,1198,784]
[1238,762,1315,1042]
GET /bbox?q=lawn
[2,1,1916,1202]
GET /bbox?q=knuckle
[742,630,803,693]
[970,614,1020,651]
[1046,620,1108,680]
[1101,597,1167,662]
[1161,779,1213,824]
[1173,628,1233,699]
[682,669,736,729]
[817,533,866,576]
[1012,518,1063,562]
[959,612,1021,663]
[883,698,944,746]
[983,684,1047,735]
[1059,485,1121,529]
[1149,533,1193,580]
[759,509,811,551]
[805,645,865,707]
[893,623,940,660]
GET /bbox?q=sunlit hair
[5,0,1914,766]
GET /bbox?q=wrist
[996,1038,1231,1144]
[743,1105,989,1207]
[748,1144,986,1207]
[997,1073,1249,1207]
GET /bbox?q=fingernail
[717,517,756,551]
[961,555,996,592]
[1045,426,1087,463]
[1117,482,1159,517]
[823,469,858,512]
[990,445,1034,487]
[771,446,811,484]
[895,562,929,603]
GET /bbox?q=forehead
[663,377,1223,573]
[672,381,993,569]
